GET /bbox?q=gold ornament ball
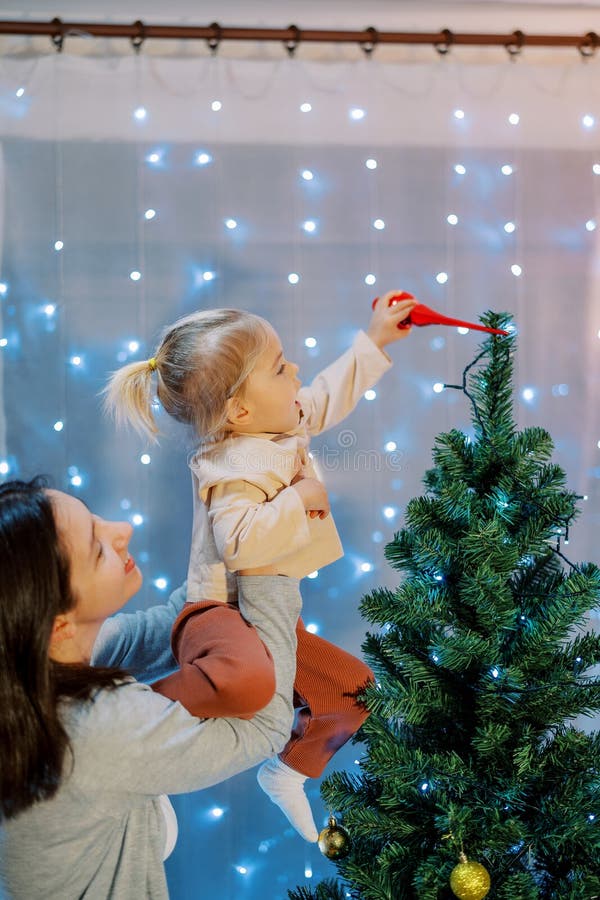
[318,815,351,860]
[449,856,491,900]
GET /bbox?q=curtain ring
[434,28,454,56]
[285,24,301,57]
[207,21,222,55]
[578,31,598,58]
[50,17,64,53]
[130,20,146,54]
[505,30,525,59]
[360,26,379,57]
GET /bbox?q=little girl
[105,291,416,842]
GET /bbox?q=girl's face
[49,490,142,642]
[231,327,302,434]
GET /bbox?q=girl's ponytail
[103,357,160,442]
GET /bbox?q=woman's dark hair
[0,478,126,820]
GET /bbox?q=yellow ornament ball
[449,854,491,900]
[317,815,351,860]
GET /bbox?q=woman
[0,477,301,899]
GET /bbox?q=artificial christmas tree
[290,312,600,900]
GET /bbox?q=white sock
[257,756,319,842]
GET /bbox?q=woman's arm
[90,583,187,682]
[77,575,300,795]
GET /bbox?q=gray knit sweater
[0,576,299,899]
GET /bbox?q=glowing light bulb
[196,152,212,166]
[453,108,465,119]
[132,513,144,526]
[146,151,161,164]
[447,214,458,225]
[305,865,313,878]
[133,106,147,121]
[583,114,595,129]
[522,387,535,402]
[421,782,429,792]
[501,164,514,175]
[129,270,142,282]
[153,577,168,590]
[288,273,300,285]
[508,113,520,125]
[211,100,222,112]
[70,474,82,487]
[383,506,396,519]
[0,461,9,475]
[44,303,56,317]
[436,272,448,284]
[384,441,397,452]
[457,326,469,335]
[454,164,466,175]
[364,389,376,400]
[304,337,317,348]
[53,421,64,432]
[225,218,237,230]
[349,107,365,120]
[144,209,156,220]
[365,273,376,285]
[361,562,373,573]
[306,623,319,634]
[433,382,445,393]
[235,866,247,875]
[300,102,312,113]
[140,454,151,465]
[504,221,516,234]
[586,220,596,232]
[365,158,377,169]
[211,806,224,819]
[54,240,64,251]
[0,283,7,295]
[491,667,500,678]
[128,341,140,353]
[301,169,314,181]
[302,220,317,233]
[373,218,385,230]
[511,264,522,277]
[202,271,215,282]
[593,163,600,175]
[0,338,7,347]
[307,571,319,579]
[15,87,25,98]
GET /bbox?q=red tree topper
[372,292,509,336]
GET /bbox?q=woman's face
[49,490,142,630]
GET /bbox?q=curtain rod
[0,19,597,56]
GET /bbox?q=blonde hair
[103,308,271,443]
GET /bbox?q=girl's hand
[291,476,330,519]
[367,290,418,350]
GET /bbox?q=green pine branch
[293,313,600,899]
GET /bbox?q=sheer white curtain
[0,45,598,898]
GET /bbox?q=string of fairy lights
[0,48,598,894]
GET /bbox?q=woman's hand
[367,290,418,350]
